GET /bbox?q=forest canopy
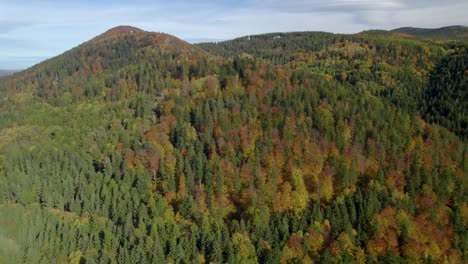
[0,26,466,264]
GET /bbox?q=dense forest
[0,26,466,264]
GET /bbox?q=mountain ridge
[392,25,467,34]
[0,26,208,100]
[375,25,468,40]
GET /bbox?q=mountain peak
[87,26,201,55]
[86,26,146,43]
[104,26,144,35]
[97,26,145,39]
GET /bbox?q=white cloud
[351,2,468,28]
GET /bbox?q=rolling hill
[0,25,207,103]
[359,26,468,41]
[198,30,468,138]
[391,25,468,41]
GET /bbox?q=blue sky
[1,0,467,69]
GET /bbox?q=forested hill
[0,26,467,263]
[0,25,207,104]
[391,26,468,41]
[197,32,468,138]
[358,26,468,41]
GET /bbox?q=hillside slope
[391,25,468,41]
[0,26,207,104]
[423,46,468,137]
[198,31,468,137]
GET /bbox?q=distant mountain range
[0,70,20,77]
[361,25,468,41]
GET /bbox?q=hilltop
[391,25,468,40]
[1,26,207,103]
[359,25,468,41]
[198,29,467,138]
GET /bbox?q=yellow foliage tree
[291,168,309,215]
[231,232,258,264]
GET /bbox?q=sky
[1,0,467,69]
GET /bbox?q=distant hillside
[198,31,444,102]
[423,46,468,137]
[0,26,207,103]
[0,70,20,77]
[359,26,468,41]
[198,30,468,137]
[198,31,338,64]
[391,26,468,41]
